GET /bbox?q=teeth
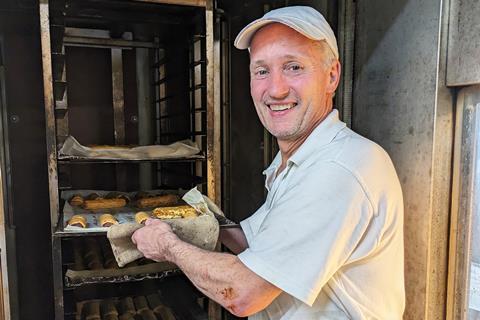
[269,104,295,111]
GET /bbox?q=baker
[132,6,405,319]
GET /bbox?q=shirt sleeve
[238,161,375,306]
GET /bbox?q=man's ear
[327,60,341,94]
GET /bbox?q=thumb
[145,218,161,226]
[131,231,137,245]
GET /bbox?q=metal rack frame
[39,0,221,319]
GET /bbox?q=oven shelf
[57,154,206,164]
[54,229,108,237]
[61,235,182,288]
[64,263,181,288]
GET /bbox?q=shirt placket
[265,163,294,210]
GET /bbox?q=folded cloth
[107,223,144,267]
[107,210,220,267]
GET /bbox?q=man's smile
[267,103,298,112]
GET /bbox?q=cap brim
[234,19,275,50]
[234,17,329,51]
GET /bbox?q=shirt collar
[289,109,346,166]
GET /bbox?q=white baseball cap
[234,6,339,59]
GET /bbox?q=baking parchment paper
[59,135,201,160]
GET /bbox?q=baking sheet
[65,261,179,286]
[58,135,200,160]
[61,189,185,233]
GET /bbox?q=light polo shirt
[238,110,405,319]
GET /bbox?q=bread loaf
[68,215,87,228]
[84,301,101,320]
[153,205,198,219]
[99,214,118,227]
[154,306,176,320]
[100,299,118,317]
[69,194,84,206]
[119,297,136,316]
[82,198,127,210]
[86,193,101,200]
[135,212,150,224]
[146,294,162,313]
[133,296,149,313]
[139,309,157,320]
[136,194,179,208]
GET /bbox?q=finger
[145,218,157,226]
[146,218,166,226]
[131,231,137,245]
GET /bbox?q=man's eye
[253,68,269,78]
[286,64,302,72]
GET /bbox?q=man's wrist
[164,235,184,263]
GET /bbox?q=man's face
[249,23,339,141]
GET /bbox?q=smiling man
[132,6,405,319]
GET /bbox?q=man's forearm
[165,239,279,316]
[166,239,246,313]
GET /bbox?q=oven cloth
[59,135,201,160]
[107,189,222,267]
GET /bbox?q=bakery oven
[39,0,223,319]
[0,0,341,319]
[3,0,480,319]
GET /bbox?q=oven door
[448,85,480,319]
[0,38,19,320]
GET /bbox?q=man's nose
[268,71,289,99]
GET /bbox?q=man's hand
[131,219,179,262]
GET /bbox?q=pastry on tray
[68,215,87,228]
[153,205,198,219]
[69,194,84,207]
[136,194,179,208]
[85,193,101,200]
[82,198,127,210]
[99,214,118,227]
[105,191,130,202]
[135,211,150,224]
